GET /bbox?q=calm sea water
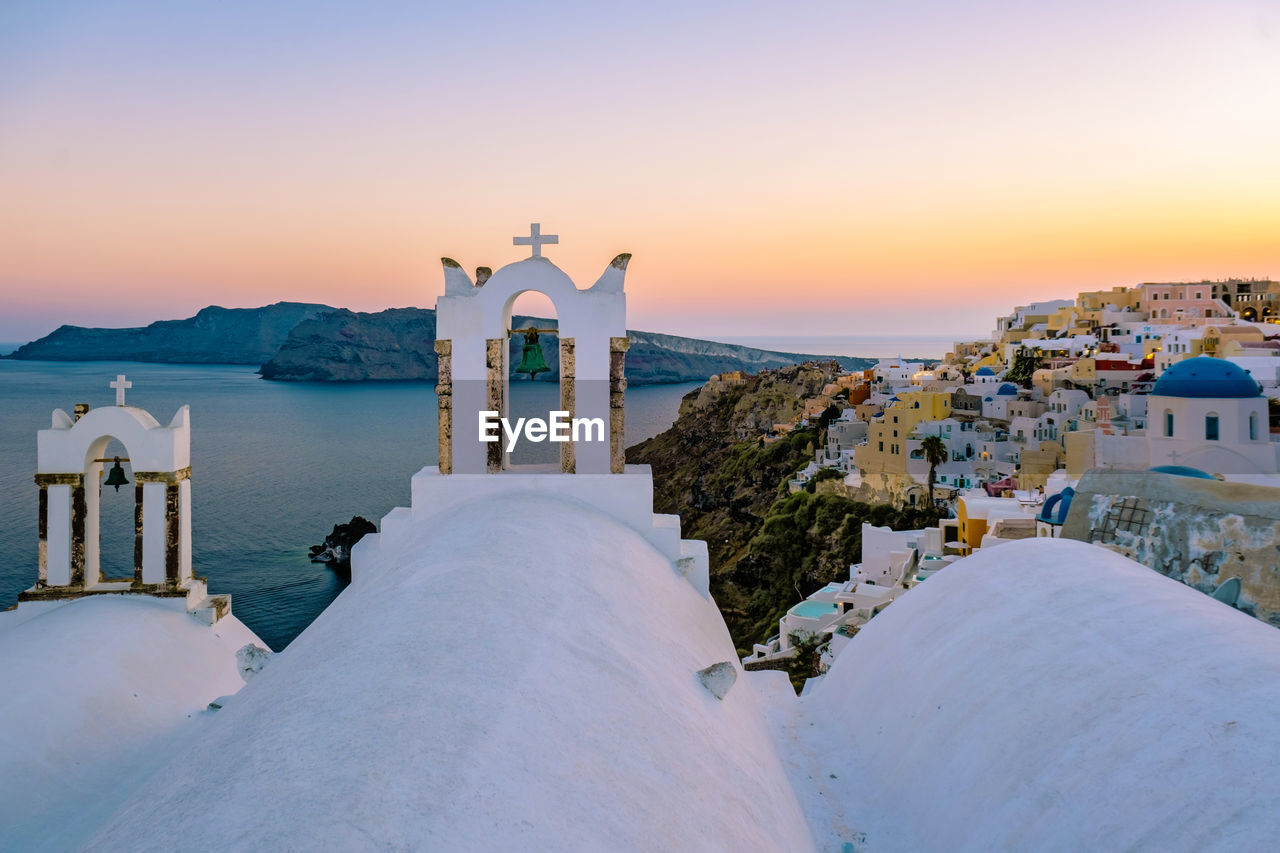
[0,362,696,649]
[712,334,963,360]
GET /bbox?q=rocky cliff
[627,364,939,649]
[7,302,329,364]
[257,307,872,384]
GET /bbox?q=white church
[3,229,1280,851]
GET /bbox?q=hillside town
[742,279,1280,673]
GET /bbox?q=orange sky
[1,1,1277,341]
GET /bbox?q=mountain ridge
[7,304,882,385]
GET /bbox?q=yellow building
[971,353,1004,372]
[1077,285,1141,311]
[1067,357,1096,386]
[1201,325,1264,356]
[955,494,1038,552]
[858,391,953,476]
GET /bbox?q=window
[1250,412,1259,441]
[1164,411,1174,437]
[878,441,883,452]
[1205,414,1219,441]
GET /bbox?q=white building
[1146,357,1276,473]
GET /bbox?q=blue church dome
[1149,465,1217,480]
[974,366,995,376]
[1150,357,1261,399]
[996,383,1018,396]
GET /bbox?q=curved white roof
[0,597,262,850]
[793,538,1280,851]
[87,495,812,850]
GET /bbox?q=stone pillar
[84,462,100,585]
[560,337,576,474]
[70,481,86,586]
[435,339,452,475]
[133,483,144,585]
[486,337,505,473]
[36,485,48,586]
[609,337,630,474]
[36,475,78,586]
[180,478,193,582]
[164,483,181,583]
[135,467,191,588]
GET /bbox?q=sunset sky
[1,0,1277,342]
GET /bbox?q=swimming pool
[789,600,840,620]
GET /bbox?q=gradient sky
[1,0,1277,342]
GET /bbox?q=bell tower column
[134,467,190,587]
[36,483,48,585]
[35,474,79,587]
[70,479,87,586]
[560,338,575,473]
[486,337,505,473]
[133,483,144,584]
[164,482,181,583]
[435,339,453,475]
[610,337,630,474]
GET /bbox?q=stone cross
[110,374,132,406]
[514,223,558,259]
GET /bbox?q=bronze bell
[515,331,551,378]
[104,456,129,492]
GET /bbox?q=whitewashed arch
[33,404,192,592]
[434,246,631,475]
[39,405,189,474]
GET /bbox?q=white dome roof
[87,495,812,850]
[798,538,1280,850]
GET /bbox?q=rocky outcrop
[6,302,328,364]
[309,516,378,568]
[258,308,439,381]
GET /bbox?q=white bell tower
[352,226,711,599]
[433,223,630,475]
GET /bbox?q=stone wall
[1061,468,1280,626]
[850,471,925,507]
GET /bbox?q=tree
[817,404,841,433]
[921,434,948,506]
[1004,345,1042,387]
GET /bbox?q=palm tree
[921,434,947,507]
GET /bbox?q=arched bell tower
[20,376,231,622]
[354,226,710,599]
[433,224,630,475]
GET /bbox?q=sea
[0,360,698,650]
[0,334,941,650]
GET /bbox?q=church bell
[515,341,551,379]
[104,456,129,492]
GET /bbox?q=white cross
[514,222,558,258]
[110,374,132,406]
